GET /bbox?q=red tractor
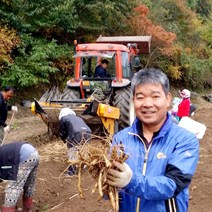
[40,35,151,130]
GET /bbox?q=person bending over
[59,108,91,175]
[0,141,39,212]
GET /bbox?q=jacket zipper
[129,133,177,212]
[129,133,153,212]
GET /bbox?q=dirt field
[0,97,211,212]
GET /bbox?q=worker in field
[58,108,91,175]
[0,86,18,144]
[176,88,196,121]
[94,59,109,77]
[0,141,40,212]
[106,68,199,211]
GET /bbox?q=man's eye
[153,95,160,99]
[136,96,144,100]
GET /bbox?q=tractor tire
[59,87,80,101]
[113,86,135,130]
[39,86,61,102]
[39,86,80,104]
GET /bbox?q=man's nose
[143,97,153,107]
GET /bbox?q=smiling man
[106,68,199,212]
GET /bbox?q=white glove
[12,106,18,112]
[4,126,10,133]
[106,161,132,188]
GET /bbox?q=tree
[0,33,73,88]
[0,0,211,90]
[0,26,20,72]
[0,0,136,89]
[130,5,177,68]
[130,1,212,89]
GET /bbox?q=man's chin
[142,120,156,126]
[141,117,166,129]
[140,115,155,122]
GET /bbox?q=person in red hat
[176,89,191,121]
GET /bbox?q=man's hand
[12,106,18,112]
[107,161,132,188]
[4,126,10,133]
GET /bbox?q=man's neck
[142,119,166,142]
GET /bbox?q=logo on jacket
[157,152,167,159]
[185,150,192,157]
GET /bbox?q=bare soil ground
[0,97,211,212]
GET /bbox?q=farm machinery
[34,35,151,135]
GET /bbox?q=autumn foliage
[0,26,20,68]
[0,0,211,89]
[132,5,176,56]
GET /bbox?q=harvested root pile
[69,136,128,212]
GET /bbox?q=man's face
[3,90,14,100]
[102,63,108,69]
[133,83,171,129]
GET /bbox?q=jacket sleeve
[7,105,12,111]
[59,119,68,142]
[94,66,100,77]
[122,132,199,200]
[0,119,6,127]
[0,97,11,126]
[0,98,5,126]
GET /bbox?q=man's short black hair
[101,59,109,64]
[3,86,16,93]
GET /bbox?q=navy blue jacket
[94,65,107,77]
[0,92,12,127]
[59,114,91,147]
[0,142,25,180]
